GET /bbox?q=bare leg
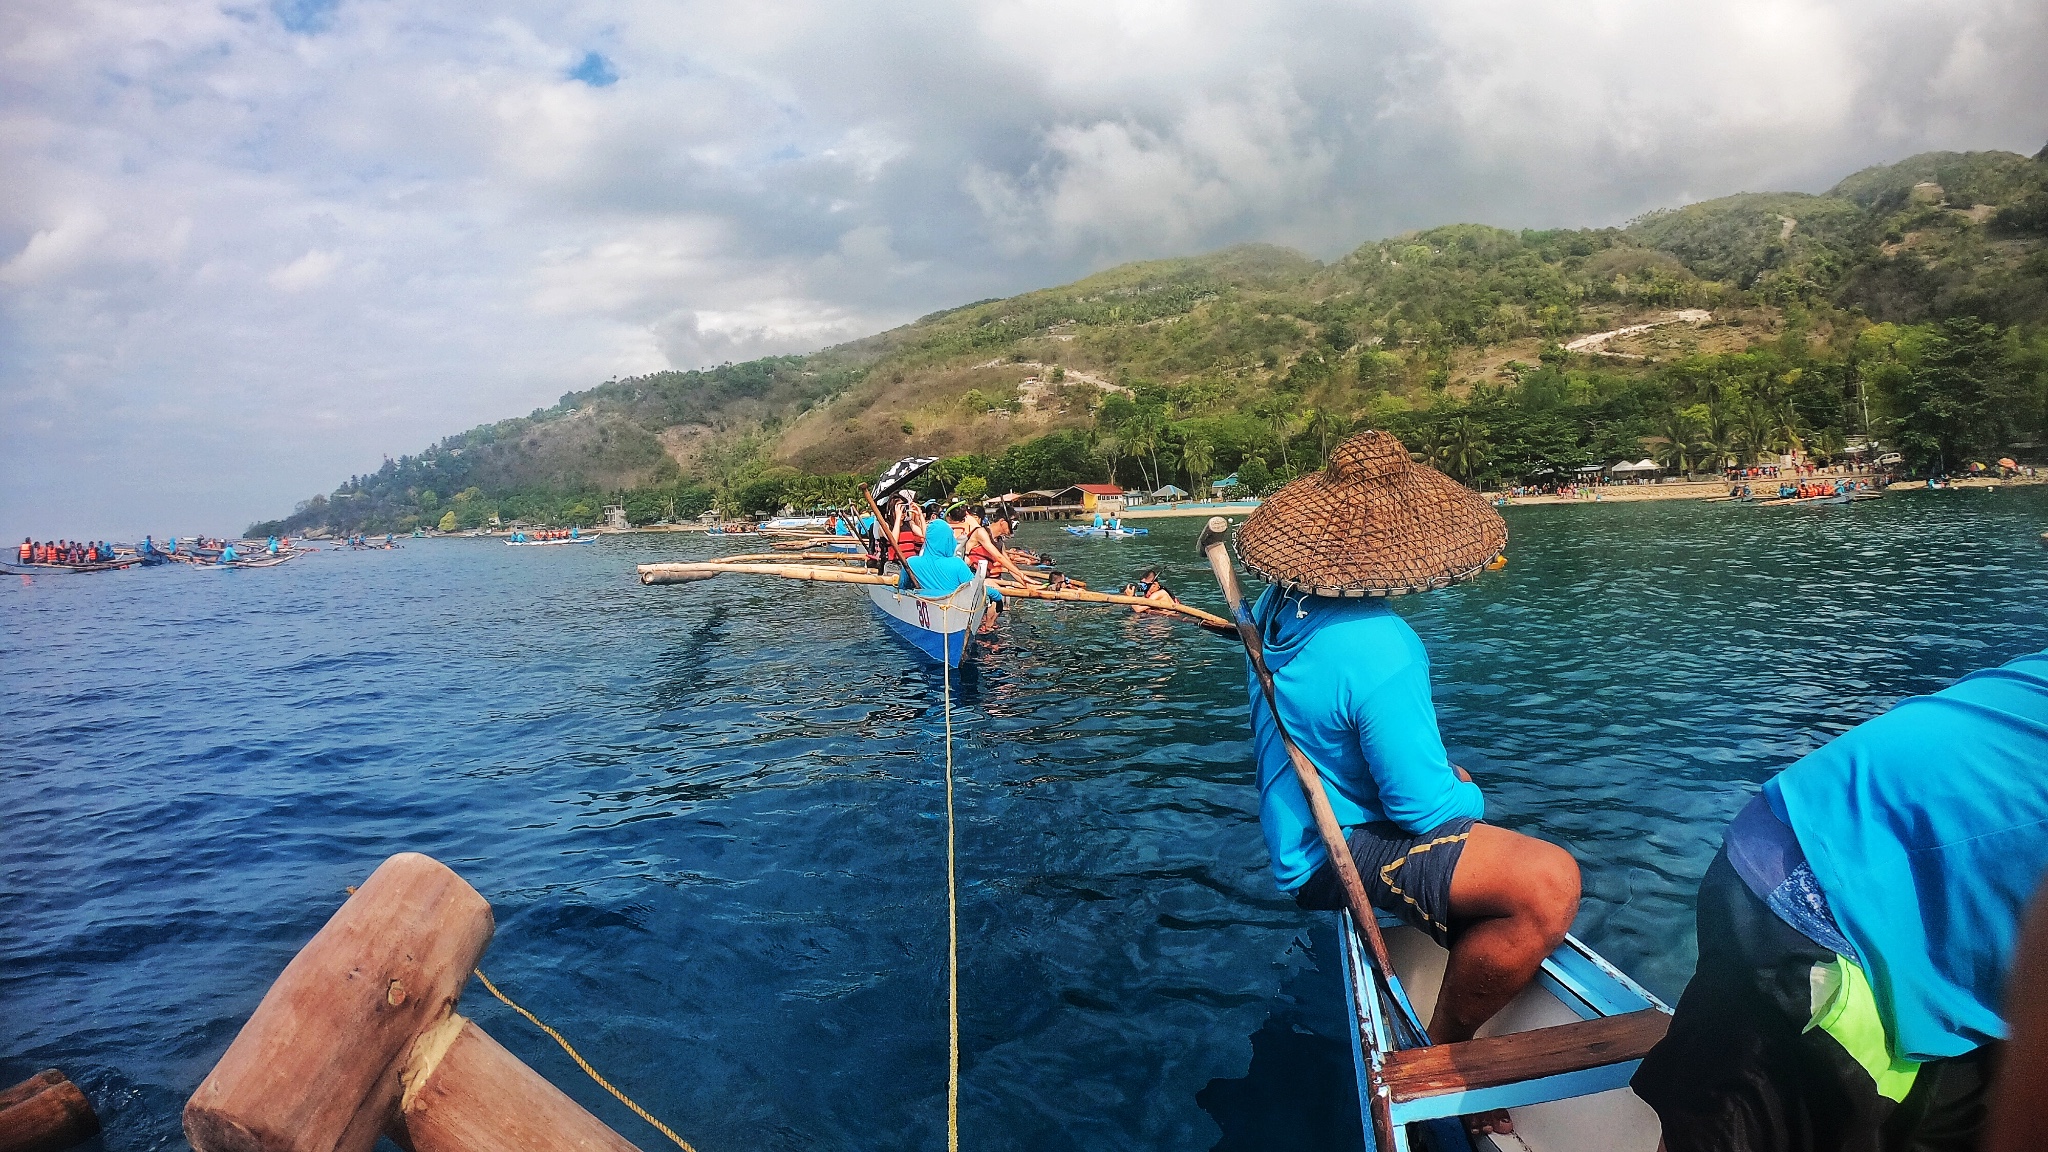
[1432,823,1582,1137]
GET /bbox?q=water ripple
[4,489,2047,1150]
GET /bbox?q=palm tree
[1118,416,1158,492]
[1441,417,1490,484]
[1651,408,1701,475]
[1776,404,1806,463]
[1306,408,1350,464]
[1183,437,1215,494]
[1095,432,1123,486]
[1739,404,1780,465]
[1409,424,1449,469]
[1810,427,1846,466]
[1699,404,1738,473]
[1257,401,1302,471]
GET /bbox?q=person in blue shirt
[1232,431,1572,1087]
[1635,648,2048,1152]
[220,542,238,563]
[901,514,1002,603]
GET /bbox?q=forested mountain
[255,147,2048,536]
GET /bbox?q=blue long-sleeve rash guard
[1247,587,1484,890]
[1766,648,2048,1061]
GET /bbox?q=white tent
[1608,459,1660,474]
[1152,485,1189,499]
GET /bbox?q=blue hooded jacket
[1247,586,1483,889]
[1765,648,2048,1061]
[901,522,1001,600]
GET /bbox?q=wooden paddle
[861,485,916,588]
[1195,515,1408,1152]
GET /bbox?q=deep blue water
[5,490,2048,1152]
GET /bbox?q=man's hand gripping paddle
[1198,515,1414,1151]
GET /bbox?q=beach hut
[1211,473,1240,493]
[1065,483,1125,512]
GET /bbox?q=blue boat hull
[864,571,989,668]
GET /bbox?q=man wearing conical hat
[1236,432,1582,1064]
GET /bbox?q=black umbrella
[874,456,938,502]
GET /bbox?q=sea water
[5,489,2047,1151]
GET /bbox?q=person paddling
[1228,430,1577,1140]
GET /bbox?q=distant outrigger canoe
[0,558,142,575]
[507,536,597,546]
[1062,525,1150,538]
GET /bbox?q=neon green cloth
[1807,955,1920,1102]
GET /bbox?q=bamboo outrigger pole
[1196,516,1404,1152]
[989,582,1237,634]
[639,561,1237,635]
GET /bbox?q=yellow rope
[942,603,961,1152]
[472,966,700,1152]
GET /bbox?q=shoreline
[1494,474,2043,506]
[390,473,2046,542]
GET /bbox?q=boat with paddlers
[1062,525,1150,538]
[864,567,991,666]
[506,535,596,546]
[637,456,1238,666]
[0,557,142,575]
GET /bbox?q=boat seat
[1379,1008,1669,1110]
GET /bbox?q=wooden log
[639,562,897,587]
[394,1018,641,1152]
[184,852,496,1152]
[989,582,1235,633]
[697,552,872,565]
[0,1074,63,1115]
[0,1073,100,1152]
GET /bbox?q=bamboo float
[695,552,874,565]
[0,1069,99,1152]
[988,582,1236,634]
[640,562,895,587]
[183,852,645,1152]
[638,562,1235,633]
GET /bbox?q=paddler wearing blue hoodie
[901,519,1002,602]
[1231,430,1577,1072]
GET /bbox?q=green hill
[255,147,2048,536]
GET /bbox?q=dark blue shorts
[1292,818,1476,946]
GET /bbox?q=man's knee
[1452,826,1583,943]
[1518,839,1581,944]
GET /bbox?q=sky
[3,0,2045,537]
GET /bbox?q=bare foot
[1463,1108,1515,1141]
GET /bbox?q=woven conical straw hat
[1236,430,1506,597]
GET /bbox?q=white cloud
[0,0,2043,535]
[269,248,341,292]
